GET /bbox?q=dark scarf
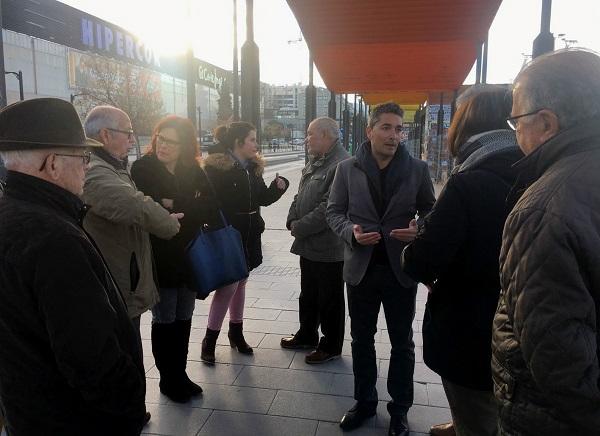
[453,129,519,174]
[355,141,411,215]
[93,147,128,170]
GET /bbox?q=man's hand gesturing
[353,224,381,246]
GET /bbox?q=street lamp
[5,71,24,101]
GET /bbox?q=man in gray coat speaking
[327,103,435,436]
[281,117,349,364]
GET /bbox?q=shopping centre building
[2,0,230,132]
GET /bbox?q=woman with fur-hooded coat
[200,122,289,363]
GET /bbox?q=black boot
[228,321,253,354]
[174,319,203,396]
[151,322,190,403]
[201,327,220,363]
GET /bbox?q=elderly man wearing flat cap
[0,98,149,435]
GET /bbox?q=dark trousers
[296,257,345,354]
[347,263,417,416]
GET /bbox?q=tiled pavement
[140,160,451,436]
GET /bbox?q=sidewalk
[142,162,451,436]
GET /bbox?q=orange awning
[287,0,503,96]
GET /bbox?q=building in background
[2,0,230,138]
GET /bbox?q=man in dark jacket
[327,103,435,435]
[281,117,350,363]
[493,49,600,435]
[0,98,147,435]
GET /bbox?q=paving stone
[327,374,428,406]
[143,403,210,436]
[258,333,297,349]
[316,421,429,436]
[185,383,276,414]
[426,383,449,408]
[233,307,282,320]
[206,346,295,369]
[290,353,354,374]
[142,339,153,356]
[243,318,299,334]
[145,377,169,405]
[198,410,318,436]
[270,281,302,292]
[143,355,156,374]
[244,281,273,290]
[140,323,151,340]
[276,309,300,322]
[245,289,296,300]
[190,315,208,328]
[269,390,355,422]
[407,405,452,434]
[234,365,333,394]
[413,363,442,384]
[252,298,300,311]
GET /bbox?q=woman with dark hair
[200,122,289,363]
[131,115,221,404]
[401,86,523,436]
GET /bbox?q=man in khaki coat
[82,106,182,340]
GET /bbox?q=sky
[60,0,600,88]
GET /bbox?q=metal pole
[482,34,489,84]
[186,47,197,127]
[197,106,202,142]
[358,98,363,145]
[343,94,350,152]
[0,1,7,108]
[533,0,554,58]
[328,90,336,119]
[17,71,24,101]
[232,0,240,121]
[475,42,482,84]
[436,94,445,182]
[352,94,357,152]
[241,0,261,137]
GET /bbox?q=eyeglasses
[506,109,543,130]
[38,151,92,171]
[155,134,181,148]
[106,127,135,140]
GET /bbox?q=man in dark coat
[327,102,435,435]
[0,98,147,435]
[281,117,350,364]
[493,49,600,435]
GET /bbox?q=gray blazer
[287,142,350,262]
[326,150,435,286]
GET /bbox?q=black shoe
[280,334,318,350]
[143,411,151,426]
[201,327,220,363]
[305,349,341,364]
[228,321,253,354]
[388,414,409,436]
[339,402,377,431]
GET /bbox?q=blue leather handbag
[185,210,249,299]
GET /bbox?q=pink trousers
[206,278,248,330]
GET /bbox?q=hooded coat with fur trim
[203,150,289,270]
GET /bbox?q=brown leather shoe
[305,349,341,364]
[430,422,455,436]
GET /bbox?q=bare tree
[72,54,165,156]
